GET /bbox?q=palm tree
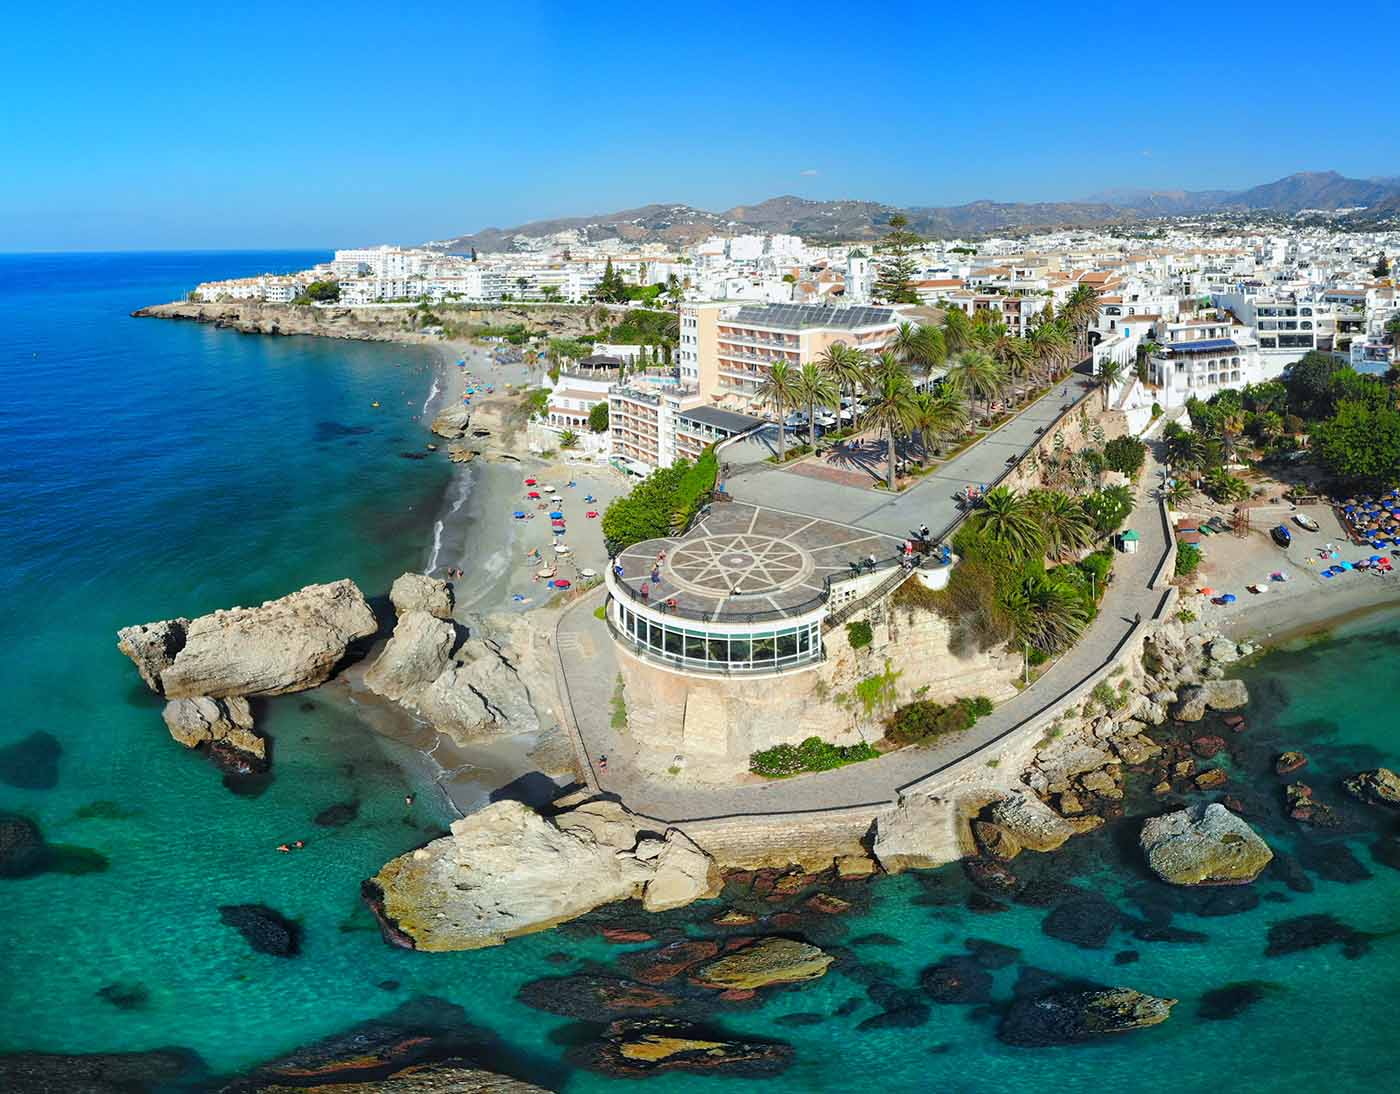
[892,321,945,384]
[947,349,1007,423]
[908,388,967,467]
[991,334,1033,403]
[975,486,1045,561]
[861,352,917,489]
[1095,357,1126,410]
[1165,478,1194,507]
[1028,319,1071,386]
[1062,283,1102,360]
[1008,574,1090,655]
[1032,490,1096,560]
[794,361,839,450]
[756,359,801,463]
[942,307,974,357]
[1219,411,1246,463]
[819,343,868,428]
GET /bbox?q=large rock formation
[998,988,1177,1046]
[1170,679,1249,722]
[1140,803,1273,885]
[364,798,722,951]
[990,790,1096,852]
[568,1018,793,1079]
[162,696,265,770]
[364,613,459,703]
[390,573,455,619]
[118,580,377,699]
[871,794,963,873]
[692,938,833,990]
[1344,768,1400,808]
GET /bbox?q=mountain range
[425,171,1400,253]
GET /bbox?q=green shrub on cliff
[885,696,992,745]
[845,620,873,649]
[750,736,879,778]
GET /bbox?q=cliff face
[132,300,600,341]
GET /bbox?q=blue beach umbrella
[549,511,564,519]
[513,511,526,519]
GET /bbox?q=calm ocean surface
[2,253,1399,1092]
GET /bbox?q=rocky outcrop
[1139,803,1273,885]
[365,612,459,703]
[692,938,833,990]
[430,404,473,440]
[364,798,721,951]
[998,988,1177,1046]
[219,904,301,957]
[871,794,962,873]
[242,1059,554,1092]
[118,580,377,699]
[568,1018,793,1079]
[0,1049,203,1094]
[1170,679,1249,722]
[640,830,723,913]
[390,573,455,619]
[162,696,264,769]
[1344,768,1400,808]
[990,790,1094,853]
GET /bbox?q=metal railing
[606,615,825,676]
[607,553,933,624]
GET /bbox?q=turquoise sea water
[2,253,1400,1092]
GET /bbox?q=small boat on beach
[1271,525,1292,548]
[1293,514,1320,532]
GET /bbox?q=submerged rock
[920,956,993,1003]
[1139,803,1273,886]
[0,1049,202,1094]
[568,1018,793,1079]
[1344,768,1400,808]
[118,580,377,699]
[389,572,454,619]
[0,814,46,878]
[1265,914,1371,959]
[96,981,150,1010]
[618,939,721,984]
[365,799,719,951]
[515,974,680,1019]
[1042,894,1122,949]
[314,801,360,827]
[219,904,301,957]
[1198,981,1275,1021]
[998,988,1177,1046]
[0,731,62,790]
[693,938,832,990]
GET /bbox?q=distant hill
[426,171,1400,253]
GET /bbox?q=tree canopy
[1313,400,1400,490]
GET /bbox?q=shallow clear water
[2,254,1399,1092]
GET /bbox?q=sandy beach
[1172,497,1400,645]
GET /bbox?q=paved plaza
[613,502,901,620]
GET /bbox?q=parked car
[1271,524,1292,548]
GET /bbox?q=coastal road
[554,441,1172,822]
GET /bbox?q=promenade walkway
[553,441,1175,824]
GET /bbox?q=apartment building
[1213,290,1328,367]
[1146,317,1265,409]
[941,291,1049,336]
[609,384,705,472]
[706,303,898,410]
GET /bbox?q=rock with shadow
[218,904,301,957]
[1041,893,1122,949]
[0,731,61,790]
[0,1048,205,1094]
[567,1018,793,1079]
[921,956,994,1004]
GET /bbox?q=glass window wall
[614,605,821,672]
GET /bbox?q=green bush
[750,736,879,778]
[588,402,609,433]
[1175,541,1202,578]
[845,620,874,649]
[885,696,991,745]
[1103,435,1147,476]
[1079,549,1113,591]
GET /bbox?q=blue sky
[4,0,1398,251]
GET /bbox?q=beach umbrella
[580,568,597,578]
[1198,587,1216,596]
[1221,593,1237,603]
[512,511,526,519]
[555,580,572,590]
[549,511,564,519]
[554,544,570,553]
[525,478,537,485]
[527,491,540,499]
